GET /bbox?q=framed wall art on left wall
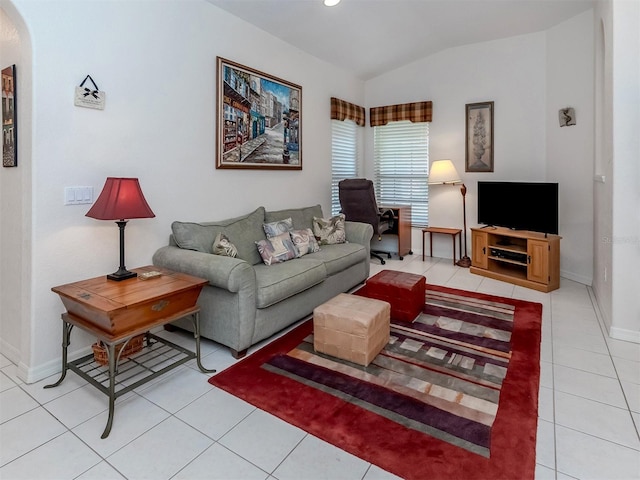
[2,64,17,168]
[216,57,302,170]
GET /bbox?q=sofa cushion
[263,217,293,238]
[212,233,238,258]
[313,214,346,245]
[253,259,327,308]
[305,242,367,276]
[171,206,265,265]
[265,204,323,231]
[290,228,321,257]
[256,232,298,265]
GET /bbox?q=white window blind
[331,119,358,215]
[373,121,429,227]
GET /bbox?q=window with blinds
[373,120,429,227]
[331,119,358,215]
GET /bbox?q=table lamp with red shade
[86,177,155,281]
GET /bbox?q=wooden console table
[422,227,462,265]
[45,266,214,438]
[470,227,561,292]
[380,205,413,259]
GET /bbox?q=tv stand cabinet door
[527,239,549,284]
[471,230,488,269]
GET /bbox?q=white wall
[5,0,364,382]
[364,32,552,263]
[546,10,595,285]
[0,3,32,370]
[609,0,640,341]
[593,1,614,333]
[592,0,640,343]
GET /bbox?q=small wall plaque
[74,75,105,110]
[559,107,575,127]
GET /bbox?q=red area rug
[209,285,542,480]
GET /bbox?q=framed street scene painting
[216,57,302,170]
[2,64,17,168]
[465,101,493,172]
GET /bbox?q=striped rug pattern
[263,289,516,457]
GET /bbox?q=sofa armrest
[345,221,373,249]
[152,246,256,293]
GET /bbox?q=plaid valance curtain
[369,101,432,127]
[330,97,366,127]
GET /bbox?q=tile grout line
[587,286,640,441]
[549,290,559,479]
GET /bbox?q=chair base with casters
[370,232,394,264]
[371,249,392,265]
[338,178,397,265]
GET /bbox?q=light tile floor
[1,256,639,479]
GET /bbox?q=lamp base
[456,256,472,268]
[107,269,137,282]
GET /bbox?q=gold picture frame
[216,57,302,170]
[465,101,493,172]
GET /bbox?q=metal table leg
[44,319,73,389]
[189,312,216,374]
[101,342,117,439]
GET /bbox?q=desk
[45,266,214,438]
[380,205,413,259]
[422,227,462,265]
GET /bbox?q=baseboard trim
[0,338,20,365]
[19,345,93,384]
[609,326,640,344]
[560,269,592,286]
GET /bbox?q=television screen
[477,181,559,235]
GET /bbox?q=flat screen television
[477,181,559,235]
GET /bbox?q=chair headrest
[338,178,373,190]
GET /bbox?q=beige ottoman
[313,293,390,366]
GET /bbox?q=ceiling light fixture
[324,0,341,6]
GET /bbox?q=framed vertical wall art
[2,64,17,167]
[216,57,302,170]
[465,101,493,172]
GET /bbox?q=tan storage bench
[313,293,390,366]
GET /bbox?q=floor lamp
[428,160,471,268]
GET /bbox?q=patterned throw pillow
[255,232,298,265]
[263,218,294,238]
[212,233,238,258]
[312,214,346,245]
[289,228,321,257]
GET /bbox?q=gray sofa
[152,205,373,358]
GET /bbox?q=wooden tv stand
[470,227,561,292]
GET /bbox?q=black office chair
[338,178,395,265]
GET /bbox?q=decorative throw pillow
[255,232,298,265]
[263,217,294,238]
[212,233,238,258]
[289,228,321,257]
[312,214,346,245]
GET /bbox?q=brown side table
[422,227,462,265]
[45,266,214,438]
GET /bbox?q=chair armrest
[152,246,255,293]
[378,208,396,219]
[379,208,395,220]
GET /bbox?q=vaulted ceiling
[208,0,595,80]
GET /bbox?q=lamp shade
[428,160,462,185]
[86,177,155,221]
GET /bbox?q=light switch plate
[64,186,94,205]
